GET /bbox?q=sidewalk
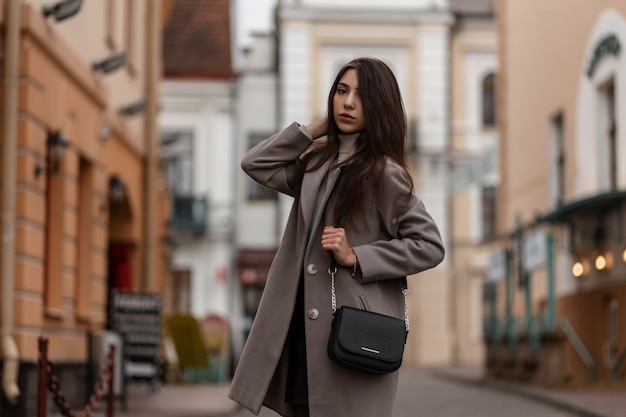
[430,366,626,417]
[102,366,626,417]
[115,383,239,417]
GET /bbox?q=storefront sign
[487,250,506,282]
[522,231,546,271]
[110,291,162,380]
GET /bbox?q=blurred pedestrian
[229,57,444,417]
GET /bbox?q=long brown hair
[301,57,413,228]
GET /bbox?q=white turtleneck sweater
[298,125,360,230]
[337,132,359,163]
[298,124,359,163]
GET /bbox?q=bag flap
[335,306,406,363]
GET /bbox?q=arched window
[482,73,496,127]
[600,79,616,190]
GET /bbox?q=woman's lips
[338,113,354,121]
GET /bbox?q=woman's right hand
[306,116,328,139]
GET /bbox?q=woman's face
[333,68,366,134]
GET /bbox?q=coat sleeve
[352,161,445,283]
[241,122,314,197]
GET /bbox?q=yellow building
[0,1,169,415]
[485,0,626,386]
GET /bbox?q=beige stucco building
[484,0,626,386]
[449,1,498,365]
[0,1,170,415]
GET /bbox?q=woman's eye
[337,87,347,94]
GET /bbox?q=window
[603,80,616,190]
[160,130,194,195]
[247,134,277,201]
[482,73,496,127]
[481,186,497,239]
[594,78,617,192]
[44,143,66,313]
[76,158,94,319]
[549,112,565,207]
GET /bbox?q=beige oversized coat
[229,123,445,417]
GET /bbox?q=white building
[159,1,237,321]
[234,32,281,352]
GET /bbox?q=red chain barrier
[37,335,116,417]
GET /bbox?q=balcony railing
[170,194,208,235]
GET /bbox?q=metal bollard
[37,336,49,417]
[107,345,115,417]
[37,335,117,417]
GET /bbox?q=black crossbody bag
[326,255,409,375]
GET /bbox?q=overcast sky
[236,0,277,48]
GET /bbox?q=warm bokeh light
[622,249,626,263]
[595,254,607,270]
[572,261,584,277]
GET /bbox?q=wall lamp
[42,0,83,22]
[109,176,127,203]
[92,52,126,74]
[35,130,69,178]
[573,252,615,277]
[118,99,146,117]
[99,121,112,142]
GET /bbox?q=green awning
[540,190,626,223]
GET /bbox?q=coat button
[308,308,319,320]
[306,264,318,275]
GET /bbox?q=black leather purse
[326,256,409,375]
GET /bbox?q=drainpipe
[1,0,22,404]
[142,0,159,291]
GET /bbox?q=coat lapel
[300,158,342,255]
[299,157,330,232]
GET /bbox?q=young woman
[229,57,445,417]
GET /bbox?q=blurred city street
[2,1,626,416]
[105,366,626,417]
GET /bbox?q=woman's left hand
[321,226,356,267]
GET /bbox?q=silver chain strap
[329,264,409,331]
[402,287,410,332]
[329,265,338,312]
